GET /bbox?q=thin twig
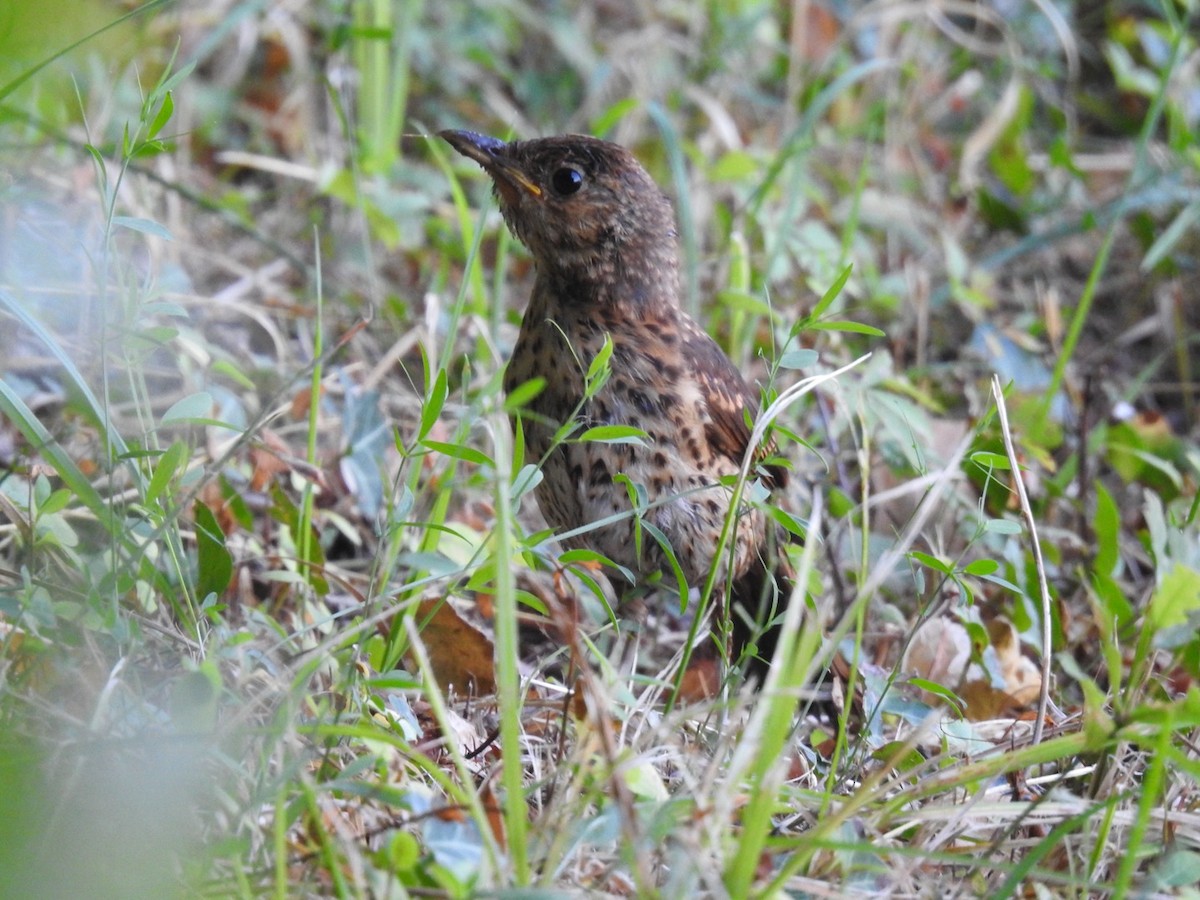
[991,375,1053,747]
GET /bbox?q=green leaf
[32,475,49,507]
[1059,651,1113,736]
[575,424,647,445]
[766,505,808,539]
[590,97,640,136]
[623,759,669,801]
[710,150,759,182]
[970,450,1012,471]
[1147,565,1200,631]
[806,319,884,336]
[977,188,1028,234]
[984,518,1023,535]
[112,216,174,240]
[963,558,999,577]
[38,488,73,517]
[1151,849,1200,889]
[132,325,179,348]
[810,262,853,319]
[382,830,421,874]
[716,289,773,317]
[394,551,460,578]
[1090,571,1134,629]
[504,377,545,412]
[641,520,689,604]
[558,550,633,598]
[133,139,168,158]
[145,440,188,507]
[0,378,112,529]
[1107,439,1184,492]
[210,359,255,390]
[1048,136,1082,175]
[871,740,928,772]
[980,572,1023,595]
[35,506,81,554]
[423,440,494,467]
[194,501,233,601]
[910,551,953,575]
[777,349,818,370]
[585,334,614,388]
[1093,481,1120,578]
[147,89,174,139]
[162,391,214,424]
[907,678,964,713]
[1142,199,1200,272]
[419,368,448,440]
[0,288,129,457]
[510,464,543,502]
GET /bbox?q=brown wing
[680,317,787,490]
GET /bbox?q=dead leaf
[411,598,496,695]
[290,384,322,420]
[904,615,1041,719]
[678,654,722,703]
[249,430,292,491]
[903,616,971,690]
[478,781,506,852]
[961,618,1042,720]
[789,2,840,67]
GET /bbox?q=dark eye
[550,166,584,195]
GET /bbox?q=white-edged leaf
[162,391,214,424]
[112,216,173,240]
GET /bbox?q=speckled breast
[504,316,764,588]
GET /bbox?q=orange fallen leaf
[411,598,496,695]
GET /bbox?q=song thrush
[441,129,791,685]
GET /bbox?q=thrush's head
[440,130,680,298]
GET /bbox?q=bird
[440,129,792,691]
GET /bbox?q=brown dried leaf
[478,781,507,852]
[249,430,292,492]
[961,618,1042,720]
[411,598,496,695]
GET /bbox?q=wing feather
[679,318,786,489]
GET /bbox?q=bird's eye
[550,166,584,196]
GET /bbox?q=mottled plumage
[441,129,791,684]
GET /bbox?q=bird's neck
[535,236,681,317]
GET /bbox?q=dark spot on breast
[571,463,584,482]
[628,389,655,415]
[589,458,610,485]
[653,451,668,467]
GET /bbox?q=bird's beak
[439,130,542,202]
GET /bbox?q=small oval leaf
[162,391,214,424]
